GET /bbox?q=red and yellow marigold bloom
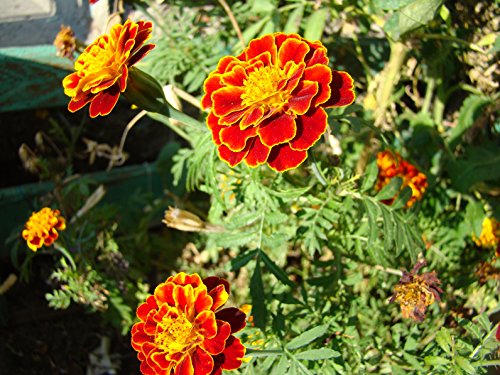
[390,260,442,322]
[131,272,247,375]
[62,19,155,118]
[22,207,66,252]
[473,217,500,251]
[201,33,355,172]
[376,150,428,208]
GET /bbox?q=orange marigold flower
[390,260,442,322]
[131,272,247,375]
[201,33,355,172]
[473,217,500,250]
[22,208,66,252]
[62,19,155,118]
[376,150,428,208]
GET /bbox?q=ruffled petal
[218,144,250,167]
[287,80,318,115]
[192,348,214,375]
[278,37,310,68]
[215,307,247,333]
[202,320,231,355]
[221,65,247,87]
[207,111,224,146]
[289,107,327,151]
[88,84,121,118]
[174,354,194,375]
[244,137,271,167]
[258,114,296,147]
[245,34,277,63]
[212,336,246,372]
[201,74,223,109]
[303,65,332,106]
[323,70,355,108]
[220,125,258,152]
[267,143,307,172]
[212,87,246,117]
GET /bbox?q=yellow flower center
[77,39,117,74]
[155,310,201,354]
[241,65,288,109]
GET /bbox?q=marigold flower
[62,19,155,118]
[376,150,427,208]
[22,208,66,252]
[473,217,499,250]
[201,33,355,172]
[390,260,442,322]
[131,272,247,375]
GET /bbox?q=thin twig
[118,110,147,157]
[172,87,206,111]
[217,0,245,46]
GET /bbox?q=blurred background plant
[1,0,499,374]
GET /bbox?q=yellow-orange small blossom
[473,217,499,250]
[22,208,66,252]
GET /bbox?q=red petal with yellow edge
[207,112,223,146]
[216,56,239,74]
[194,288,213,315]
[290,107,327,151]
[258,114,296,147]
[220,108,246,125]
[201,74,223,109]
[274,33,300,50]
[154,282,175,306]
[287,81,318,115]
[222,65,247,87]
[170,272,203,287]
[212,87,245,117]
[207,284,229,311]
[216,307,247,333]
[220,125,257,152]
[151,351,172,371]
[195,310,217,338]
[131,21,153,52]
[218,144,249,167]
[131,323,151,351]
[278,38,310,68]
[245,137,271,167]
[63,72,81,92]
[240,106,265,128]
[174,355,194,375]
[127,43,155,66]
[246,51,273,67]
[245,34,277,63]
[268,143,307,172]
[305,46,329,67]
[119,66,128,91]
[136,295,158,321]
[172,284,195,312]
[140,360,157,375]
[202,320,231,355]
[282,61,305,93]
[88,85,121,118]
[213,336,246,371]
[324,70,355,108]
[192,348,214,375]
[68,92,94,113]
[303,65,332,106]
[203,276,230,295]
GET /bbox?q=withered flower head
[54,25,77,60]
[163,207,223,233]
[390,260,442,322]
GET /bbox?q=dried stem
[217,0,245,46]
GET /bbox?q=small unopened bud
[124,67,170,115]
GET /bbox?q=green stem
[419,33,487,54]
[310,156,328,187]
[421,76,435,114]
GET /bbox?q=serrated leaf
[363,199,380,245]
[225,211,262,230]
[294,348,341,361]
[259,249,295,288]
[267,185,312,200]
[361,160,379,192]
[455,356,475,374]
[376,177,403,200]
[392,186,413,209]
[425,356,450,366]
[272,355,289,375]
[435,328,452,355]
[215,230,257,248]
[231,249,258,270]
[250,264,267,329]
[373,0,415,10]
[384,0,443,41]
[381,207,395,252]
[286,324,329,350]
[466,201,485,238]
[303,8,328,41]
[448,95,492,148]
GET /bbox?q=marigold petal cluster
[376,150,427,208]
[201,33,355,172]
[473,217,499,250]
[391,260,442,322]
[131,272,247,375]
[62,19,155,118]
[22,207,66,252]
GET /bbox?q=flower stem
[53,242,77,271]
